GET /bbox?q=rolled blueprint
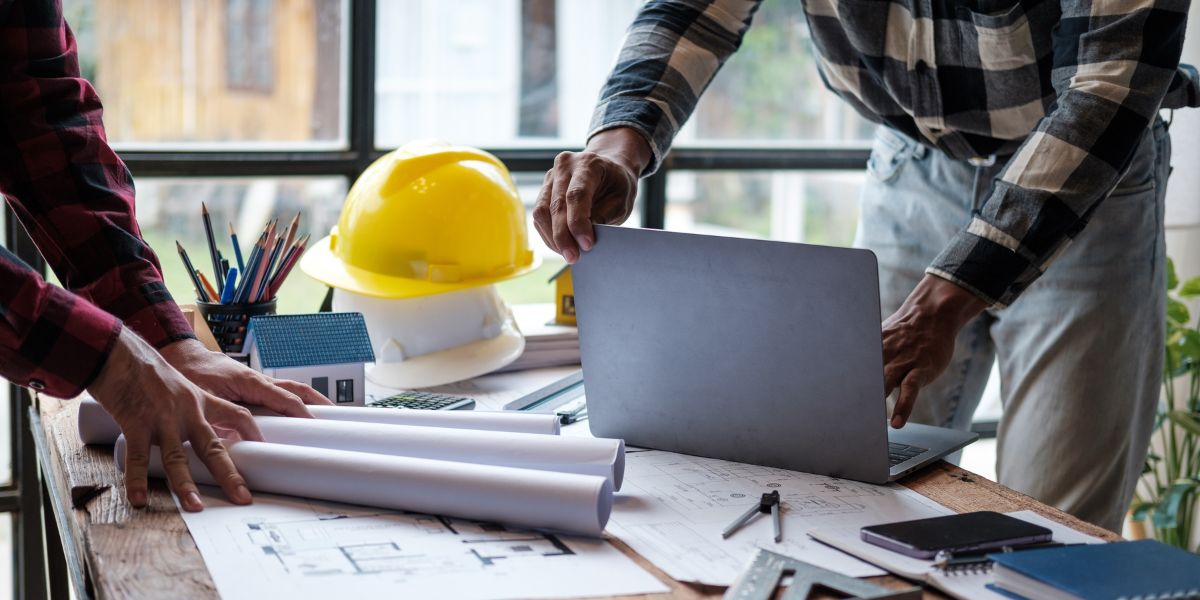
[114,437,612,536]
[272,404,561,436]
[78,397,560,445]
[254,416,624,489]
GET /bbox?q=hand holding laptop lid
[534,128,988,429]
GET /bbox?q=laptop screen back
[573,225,891,483]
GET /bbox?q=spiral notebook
[990,539,1200,600]
[807,511,1104,600]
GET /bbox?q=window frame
[2,2,996,598]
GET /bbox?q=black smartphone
[860,511,1053,558]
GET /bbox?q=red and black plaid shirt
[0,0,194,398]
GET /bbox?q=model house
[245,312,375,406]
[549,265,576,326]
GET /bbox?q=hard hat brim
[364,323,525,389]
[300,234,543,299]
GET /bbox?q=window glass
[374,0,870,149]
[679,2,874,145]
[133,177,347,314]
[64,0,348,149]
[336,379,354,404]
[375,0,642,149]
[665,171,863,247]
[0,208,14,488]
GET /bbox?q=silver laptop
[573,225,977,484]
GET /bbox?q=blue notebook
[989,540,1200,600]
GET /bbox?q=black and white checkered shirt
[590,0,1199,307]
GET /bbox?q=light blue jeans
[856,121,1169,532]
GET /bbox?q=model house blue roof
[247,312,375,369]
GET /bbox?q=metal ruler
[723,549,921,600]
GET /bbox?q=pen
[220,268,238,304]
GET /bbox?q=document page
[181,488,668,600]
[608,450,953,585]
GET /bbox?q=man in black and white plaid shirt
[535,0,1199,531]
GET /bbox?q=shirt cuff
[588,99,673,176]
[927,227,1046,309]
[113,281,197,349]
[8,286,122,398]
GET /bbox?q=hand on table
[88,327,261,512]
[533,127,652,263]
[159,338,333,417]
[883,275,987,428]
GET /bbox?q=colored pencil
[229,223,245,273]
[283,212,300,251]
[258,234,286,301]
[268,234,308,298]
[234,237,264,304]
[176,241,209,302]
[197,270,220,303]
[200,203,222,293]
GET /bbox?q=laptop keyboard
[888,442,929,466]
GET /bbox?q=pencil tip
[202,202,209,213]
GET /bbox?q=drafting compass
[722,490,782,542]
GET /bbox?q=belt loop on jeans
[968,155,997,167]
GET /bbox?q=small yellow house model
[549,266,576,325]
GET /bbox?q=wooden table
[32,394,1121,599]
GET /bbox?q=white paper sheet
[607,450,954,585]
[115,437,613,536]
[179,488,668,600]
[253,416,625,488]
[806,510,1106,600]
[77,397,561,445]
[372,366,581,411]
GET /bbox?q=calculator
[368,391,476,411]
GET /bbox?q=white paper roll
[78,397,561,445]
[114,436,612,536]
[254,416,624,489]
[281,404,561,436]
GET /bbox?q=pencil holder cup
[194,299,277,361]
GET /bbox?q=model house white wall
[264,362,365,406]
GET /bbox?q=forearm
[0,245,122,397]
[588,0,762,174]
[0,3,193,347]
[930,0,1186,307]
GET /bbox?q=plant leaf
[1151,481,1199,529]
[1167,257,1179,291]
[1168,298,1191,326]
[1168,411,1200,437]
[1131,501,1155,522]
[1180,276,1200,299]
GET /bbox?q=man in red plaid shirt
[0,0,329,511]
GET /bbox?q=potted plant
[1131,258,1200,551]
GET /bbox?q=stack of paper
[82,400,622,536]
[497,304,580,372]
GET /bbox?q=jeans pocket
[866,127,915,184]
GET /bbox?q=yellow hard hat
[301,141,540,298]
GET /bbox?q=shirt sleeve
[928,0,1188,307]
[0,244,121,398]
[588,0,763,175]
[0,1,194,348]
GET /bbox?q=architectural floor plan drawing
[181,488,667,600]
[607,450,954,586]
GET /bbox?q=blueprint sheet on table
[607,450,954,585]
[180,487,667,600]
